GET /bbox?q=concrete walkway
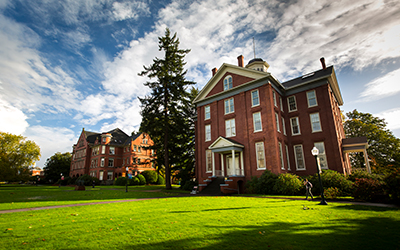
[0,194,398,214]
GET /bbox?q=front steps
[199,176,245,195]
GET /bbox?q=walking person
[304,179,313,200]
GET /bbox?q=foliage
[114,177,127,186]
[324,187,340,199]
[344,110,400,174]
[141,170,158,184]
[181,180,196,191]
[353,178,387,202]
[0,132,41,182]
[273,173,303,195]
[43,152,72,184]
[347,170,384,182]
[157,174,165,185]
[138,28,195,190]
[137,174,146,185]
[309,170,353,196]
[75,174,99,186]
[131,176,141,186]
[245,170,278,194]
[384,169,400,203]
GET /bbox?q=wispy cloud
[360,68,400,101]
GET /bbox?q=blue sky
[1,0,399,169]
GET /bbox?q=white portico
[208,136,245,177]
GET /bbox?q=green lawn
[0,186,399,249]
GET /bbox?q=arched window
[223,76,233,91]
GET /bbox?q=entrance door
[226,155,239,176]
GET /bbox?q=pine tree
[138,28,195,189]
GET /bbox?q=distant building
[31,167,44,177]
[194,56,368,194]
[70,128,156,183]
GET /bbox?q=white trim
[205,105,210,120]
[205,124,211,141]
[285,144,291,170]
[253,112,262,132]
[307,90,318,107]
[251,89,260,107]
[255,141,266,170]
[290,117,301,135]
[224,98,234,114]
[310,113,322,133]
[294,144,306,170]
[287,95,297,112]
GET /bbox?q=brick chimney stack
[237,55,244,67]
[212,67,218,76]
[320,57,326,70]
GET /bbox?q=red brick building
[194,56,366,194]
[70,128,155,183]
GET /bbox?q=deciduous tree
[344,110,400,174]
[0,132,41,182]
[139,28,195,189]
[43,152,72,183]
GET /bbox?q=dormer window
[224,76,233,91]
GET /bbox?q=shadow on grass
[332,204,399,212]
[170,207,253,213]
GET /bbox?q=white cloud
[0,99,29,135]
[24,126,77,169]
[376,108,400,133]
[112,1,150,21]
[360,68,400,101]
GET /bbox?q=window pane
[230,98,234,113]
[314,142,328,169]
[206,150,212,172]
[291,117,300,135]
[288,96,297,111]
[252,90,259,106]
[275,113,280,132]
[256,142,265,169]
[307,91,317,107]
[253,112,262,132]
[205,125,211,141]
[294,145,305,170]
[279,142,284,170]
[310,113,322,132]
[205,106,210,120]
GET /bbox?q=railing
[213,169,244,177]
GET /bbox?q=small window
[101,145,106,154]
[294,145,305,170]
[310,113,322,132]
[282,117,287,135]
[273,91,277,107]
[314,142,328,169]
[251,90,259,107]
[101,158,105,167]
[279,142,284,170]
[107,172,113,180]
[285,144,291,170]
[225,119,236,137]
[134,145,137,152]
[275,113,280,132]
[108,158,114,167]
[205,105,210,120]
[224,98,234,114]
[206,150,212,172]
[290,117,301,135]
[253,112,262,132]
[109,147,115,155]
[307,90,318,107]
[223,76,233,91]
[255,142,266,170]
[288,96,297,112]
[280,97,283,112]
[138,146,141,153]
[205,125,211,141]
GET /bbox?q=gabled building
[194,56,368,194]
[70,128,155,183]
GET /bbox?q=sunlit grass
[0,196,399,250]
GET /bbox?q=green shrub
[245,176,259,194]
[257,170,278,194]
[114,177,128,186]
[384,169,400,203]
[310,170,353,196]
[353,178,387,202]
[130,177,140,186]
[141,170,158,184]
[324,187,340,199]
[348,170,383,182]
[137,174,146,185]
[75,174,98,186]
[157,175,165,185]
[273,173,303,195]
[182,180,196,191]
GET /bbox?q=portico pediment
[209,136,244,153]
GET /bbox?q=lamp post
[59,173,63,188]
[125,167,129,193]
[311,147,328,205]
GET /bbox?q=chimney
[212,67,218,76]
[320,57,326,70]
[237,55,244,67]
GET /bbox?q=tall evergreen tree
[344,109,400,174]
[138,28,195,189]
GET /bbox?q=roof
[82,128,143,147]
[281,66,333,89]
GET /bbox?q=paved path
[0,194,397,214]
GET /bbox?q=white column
[240,151,244,176]
[232,150,235,176]
[221,154,225,176]
[212,152,215,176]
[364,149,371,174]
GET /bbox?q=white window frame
[225,118,236,137]
[206,150,212,173]
[280,97,283,112]
[205,105,210,120]
[275,113,280,132]
[288,96,297,112]
[223,75,233,91]
[108,158,114,167]
[205,124,211,141]
[285,144,291,170]
[253,112,262,132]
[307,90,318,107]
[224,98,234,114]
[310,113,322,132]
[251,90,260,107]
[290,117,301,135]
[273,91,277,107]
[107,171,113,180]
[255,142,266,170]
[282,117,287,135]
[314,142,328,169]
[100,158,105,167]
[279,142,285,170]
[294,144,305,170]
[109,146,115,155]
[101,145,106,154]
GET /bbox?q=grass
[0,186,399,249]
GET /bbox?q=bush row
[245,169,400,204]
[114,170,165,186]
